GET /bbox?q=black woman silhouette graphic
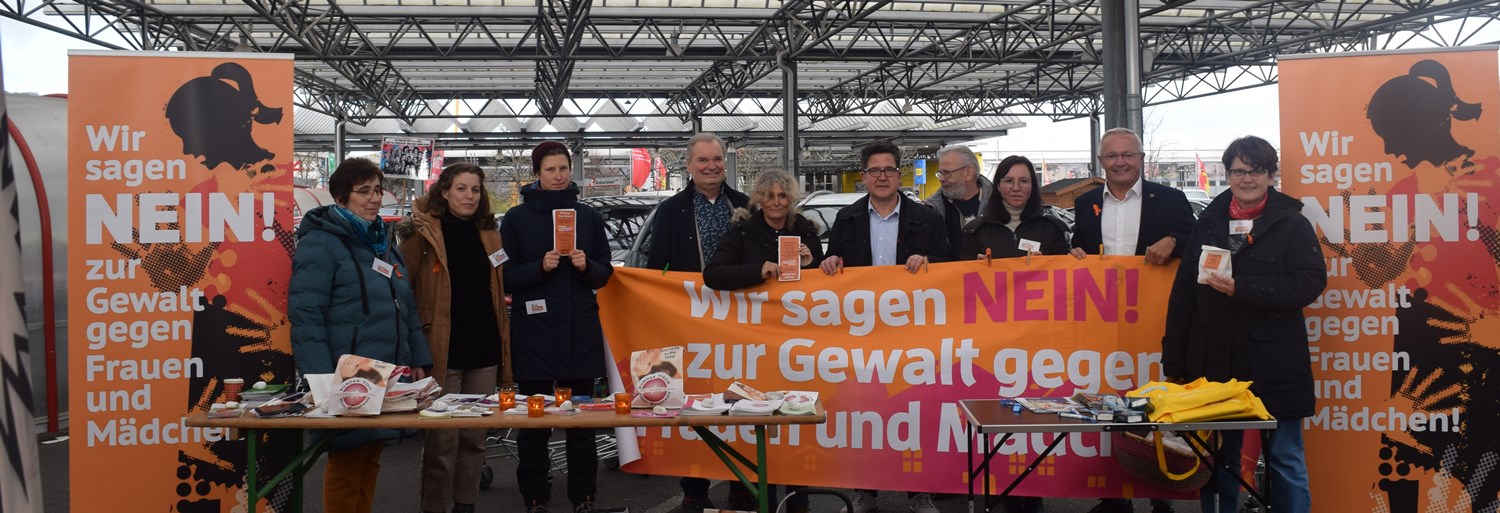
[164,62,284,173]
[1366,59,1483,169]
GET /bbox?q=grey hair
[736,170,803,222]
[686,132,726,158]
[935,144,981,177]
[1100,127,1143,151]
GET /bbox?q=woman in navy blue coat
[498,141,614,513]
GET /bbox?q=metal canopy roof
[7,0,1500,156]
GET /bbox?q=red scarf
[1229,195,1268,220]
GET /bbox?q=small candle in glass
[613,392,632,414]
[526,395,545,418]
[554,386,572,406]
[498,385,517,410]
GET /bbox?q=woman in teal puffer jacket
[289,158,432,513]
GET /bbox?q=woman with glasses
[289,158,431,513]
[398,163,510,513]
[1160,136,1326,513]
[959,155,1069,262]
[499,141,614,513]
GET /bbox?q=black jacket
[1071,180,1196,257]
[703,209,825,290]
[960,167,1070,259]
[645,181,751,272]
[825,194,952,267]
[1160,188,1326,419]
[499,182,614,382]
[960,210,1070,259]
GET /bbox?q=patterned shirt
[693,186,734,264]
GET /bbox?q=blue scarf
[334,206,389,257]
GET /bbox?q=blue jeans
[1200,418,1311,513]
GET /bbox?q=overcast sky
[2,17,1278,161]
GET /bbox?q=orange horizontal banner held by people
[599,257,1201,498]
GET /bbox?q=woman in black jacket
[498,141,614,513]
[960,155,1070,260]
[1161,136,1325,513]
[703,170,822,291]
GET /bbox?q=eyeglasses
[1227,168,1269,178]
[1099,152,1142,162]
[863,166,901,177]
[935,165,971,179]
[353,186,386,196]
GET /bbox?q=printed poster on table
[600,258,1207,498]
[67,51,296,513]
[1280,47,1500,512]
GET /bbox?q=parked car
[1181,188,1211,202]
[1188,198,1211,218]
[582,191,675,266]
[797,192,867,252]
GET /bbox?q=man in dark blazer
[820,140,952,276]
[1070,127,1196,266]
[1070,128,1190,513]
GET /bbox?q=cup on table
[554,386,571,406]
[223,378,244,403]
[498,385,517,410]
[527,395,545,418]
[614,392,632,414]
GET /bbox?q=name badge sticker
[1017,238,1042,253]
[489,249,509,267]
[525,299,548,315]
[1230,220,1253,235]
[371,258,394,278]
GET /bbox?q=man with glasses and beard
[924,144,992,256]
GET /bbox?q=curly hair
[420,162,498,230]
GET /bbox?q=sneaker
[526,501,551,513]
[573,501,594,513]
[680,494,714,513]
[840,490,877,513]
[908,492,938,513]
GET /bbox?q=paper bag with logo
[630,346,685,409]
[1197,245,1232,284]
[329,354,398,416]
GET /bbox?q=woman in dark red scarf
[1160,135,1328,513]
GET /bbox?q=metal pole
[1090,115,1102,178]
[1123,0,1144,136]
[780,52,800,177]
[334,119,347,162]
[1100,0,1127,130]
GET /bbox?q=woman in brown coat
[399,162,511,513]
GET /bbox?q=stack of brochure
[777,391,819,415]
[681,394,732,416]
[382,377,441,412]
[728,398,784,416]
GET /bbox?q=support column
[780,52,800,177]
[1100,0,1142,134]
[725,142,739,190]
[571,140,586,190]
[334,118,347,162]
[1089,115,1101,178]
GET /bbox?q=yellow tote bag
[1126,378,1272,423]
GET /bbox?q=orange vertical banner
[68,51,295,512]
[1281,48,1500,512]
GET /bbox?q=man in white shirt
[1069,127,1196,264]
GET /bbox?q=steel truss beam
[8,0,1500,126]
[293,128,1007,153]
